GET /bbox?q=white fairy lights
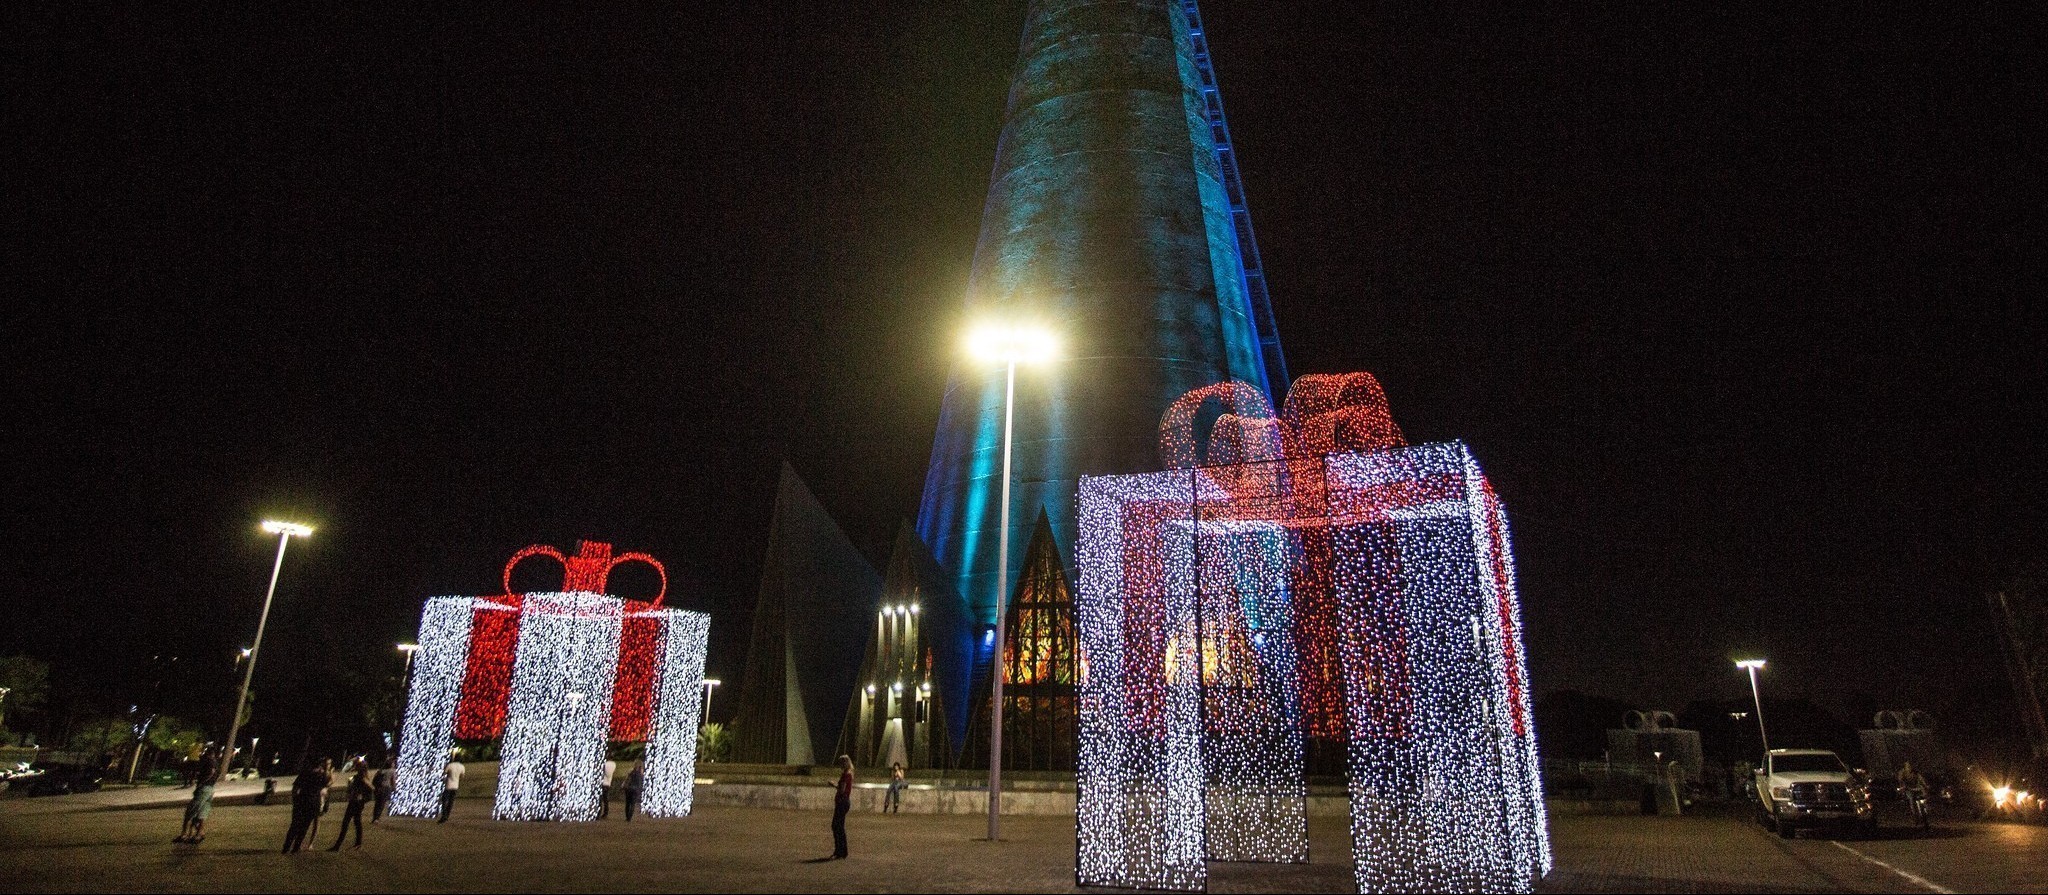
[641,610,709,818]
[392,579,710,822]
[494,592,623,821]
[1076,374,1549,893]
[391,597,489,817]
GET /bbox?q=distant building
[728,465,882,766]
[836,524,970,769]
[958,511,1079,772]
[916,0,1288,635]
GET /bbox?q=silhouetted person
[438,755,465,822]
[370,760,395,823]
[830,755,854,859]
[175,755,220,844]
[623,762,645,821]
[282,762,325,854]
[886,761,906,814]
[598,757,617,819]
[328,763,373,850]
[307,758,333,843]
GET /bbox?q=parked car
[7,763,104,796]
[1752,749,1874,838]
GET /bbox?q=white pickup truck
[1752,748,1874,838]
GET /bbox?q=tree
[696,722,731,763]
[147,716,204,759]
[69,717,131,767]
[0,655,51,735]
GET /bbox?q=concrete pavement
[2,789,2043,893]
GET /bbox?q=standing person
[327,763,373,851]
[370,758,395,823]
[885,761,906,814]
[281,761,325,854]
[830,755,854,859]
[597,756,618,819]
[622,761,645,822]
[306,758,333,844]
[174,753,220,844]
[438,753,465,823]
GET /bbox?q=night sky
[5,3,2042,750]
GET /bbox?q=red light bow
[501,540,667,607]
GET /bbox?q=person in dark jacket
[623,761,645,822]
[281,761,325,854]
[830,755,854,859]
[370,758,395,823]
[327,763,374,850]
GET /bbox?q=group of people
[180,746,894,854]
[280,756,396,853]
[433,753,650,823]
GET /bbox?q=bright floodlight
[1735,658,1766,670]
[261,520,314,537]
[967,323,1057,365]
[397,643,419,653]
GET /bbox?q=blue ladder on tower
[1181,0,1290,398]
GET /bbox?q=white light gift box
[1075,375,1548,893]
[392,543,709,823]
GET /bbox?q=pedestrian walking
[370,759,395,823]
[830,754,854,859]
[438,753,465,822]
[885,761,906,814]
[327,763,373,850]
[598,756,618,819]
[174,754,220,844]
[281,761,325,854]
[623,761,645,822]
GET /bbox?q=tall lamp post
[965,321,1057,842]
[221,520,312,788]
[700,678,721,722]
[1735,658,1770,755]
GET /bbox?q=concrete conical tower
[918,0,1285,627]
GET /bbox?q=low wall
[440,761,1602,818]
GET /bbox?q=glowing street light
[966,320,1057,842]
[397,643,419,680]
[1735,658,1770,755]
[701,678,721,722]
[220,520,312,799]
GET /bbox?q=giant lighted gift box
[391,541,709,822]
[1074,374,1550,893]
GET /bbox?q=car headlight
[1771,786,1792,801]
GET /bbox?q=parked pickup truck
[1752,749,1873,838]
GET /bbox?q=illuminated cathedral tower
[917,0,1286,741]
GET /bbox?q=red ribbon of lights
[453,541,670,741]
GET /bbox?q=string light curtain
[1075,374,1549,893]
[391,543,709,822]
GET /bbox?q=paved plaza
[2,790,2044,893]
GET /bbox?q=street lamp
[700,678,721,722]
[965,320,1057,842]
[1735,658,1770,755]
[220,520,312,793]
